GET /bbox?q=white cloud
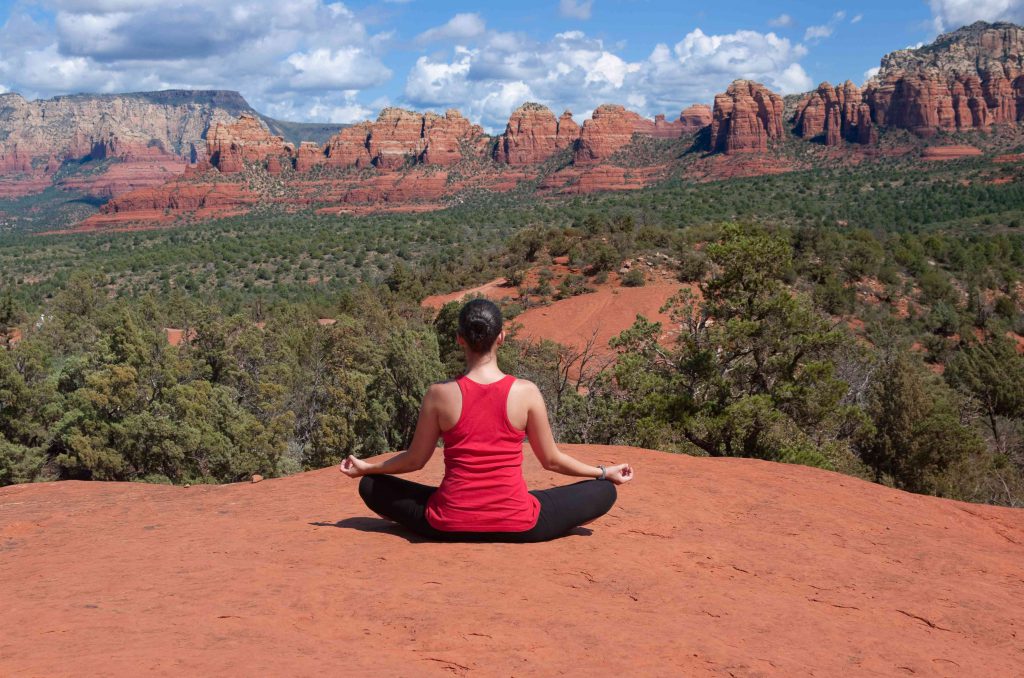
[929,0,1024,31]
[803,11,847,43]
[286,48,392,90]
[768,14,794,28]
[416,13,487,44]
[0,1,392,123]
[864,66,881,81]
[559,0,594,20]
[851,14,863,23]
[403,27,813,132]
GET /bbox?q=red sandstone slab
[1,445,1022,676]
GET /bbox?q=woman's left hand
[339,455,373,479]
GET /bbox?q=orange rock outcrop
[208,114,293,174]
[678,104,713,134]
[863,22,1024,136]
[794,81,876,145]
[710,80,785,154]
[494,103,579,165]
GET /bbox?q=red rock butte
[1,444,1022,676]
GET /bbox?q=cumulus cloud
[768,14,794,28]
[403,27,812,132]
[929,0,1024,31]
[559,0,594,20]
[0,0,392,122]
[415,13,487,44]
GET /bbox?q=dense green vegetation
[2,149,1024,506]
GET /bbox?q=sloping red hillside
[2,445,1022,676]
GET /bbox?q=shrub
[621,269,646,287]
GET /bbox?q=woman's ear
[495,330,506,347]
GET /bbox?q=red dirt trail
[2,445,1023,676]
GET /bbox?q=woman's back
[424,374,541,532]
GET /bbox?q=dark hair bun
[458,299,503,353]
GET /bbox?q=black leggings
[357,474,617,543]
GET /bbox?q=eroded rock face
[0,90,251,197]
[0,90,246,166]
[367,108,426,170]
[324,123,372,169]
[320,108,485,170]
[795,81,875,145]
[710,80,785,154]
[575,104,656,163]
[679,104,713,134]
[495,103,578,165]
[864,22,1024,135]
[207,114,292,174]
[422,110,486,166]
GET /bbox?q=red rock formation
[921,145,983,160]
[366,108,425,170]
[294,142,324,173]
[556,111,580,149]
[421,110,485,166]
[679,104,713,134]
[207,114,292,174]
[710,80,785,154]
[863,22,1024,136]
[495,103,564,165]
[795,81,875,146]
[324,123,372,169]
[575,105,662,163]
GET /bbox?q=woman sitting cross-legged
[340,298,633,542]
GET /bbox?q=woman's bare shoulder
[510,378,542,398]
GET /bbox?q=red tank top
[425,375,541,532]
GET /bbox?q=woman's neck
[464,350,503,381]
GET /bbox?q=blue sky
[0,0,1021,131]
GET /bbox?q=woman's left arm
[340,385,442,478]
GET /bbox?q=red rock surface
[422,110,487,166]
[2,445,1023,676]
[574,105,659,163]
[678,104,713,134]
[921,145,984,160]
[864,22,1024,136]
[323,123,373,168]
[57,158,189,199]
[794,81,874,146]
[540,164,668,195]
[495,103,579,165]
[709,80,785,154]
[367,108,427,170]
[208,114,292,174]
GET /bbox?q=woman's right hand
[340,455,373,479]
[604,463,634,485]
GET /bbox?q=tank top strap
[456,374,516,419]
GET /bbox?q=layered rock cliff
[208,114,294,174]
[794,81,876,145]
[710,80,785,154]
[493,103,578,165]
[864,21,1024,136]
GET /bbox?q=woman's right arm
[523,382,633,485]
